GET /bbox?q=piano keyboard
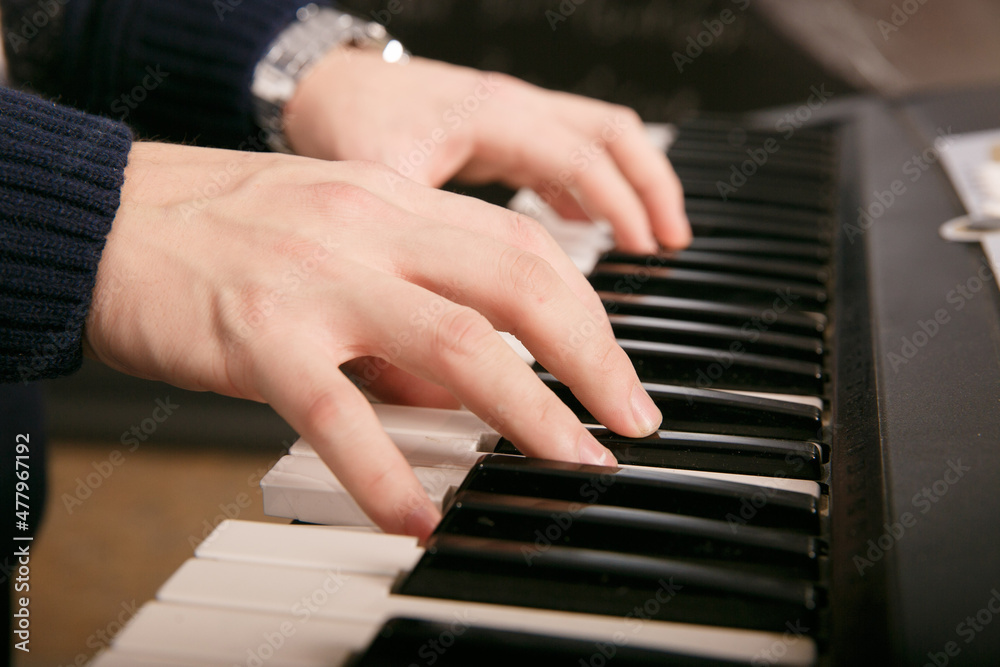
[95,115,860,665]
[91,520,817,666]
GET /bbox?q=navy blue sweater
[0,0,327,383]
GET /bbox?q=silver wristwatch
[251,3,408,153]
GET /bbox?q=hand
[85,143,664,539]
[283,49,691,254]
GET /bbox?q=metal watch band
[251,3,408,153]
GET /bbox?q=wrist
[251,3,407,154]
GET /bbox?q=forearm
[0,86,131,383]
[3,0,327,148]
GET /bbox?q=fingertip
[614,231,660,256]
[630,381,663,436]
[401,503,441,543]
[577,429,618,467]
[653,218,691,251]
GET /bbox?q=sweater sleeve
[0,86,132,384]
[9,0,334,149]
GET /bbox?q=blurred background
[22,0,1000,665]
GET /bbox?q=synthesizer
[91,88,1000,666]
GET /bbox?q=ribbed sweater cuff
[66,0,332,148]
[0,87,132,383]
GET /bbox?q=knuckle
[501,246,559,301]
[592,339,625,378]
[220,282,284,345]
[300,390,352,436]
[611,104,642,127]
[432,306,495,364]
[503,211,551,255]
[353,159,401,180]
[306,180,387,218]
[531,394,565,433]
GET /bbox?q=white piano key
[616,463,822,499]
[159,556,815,666]
[288,404,499,469]
[195,520,422,575]
[499,331,536,365]
[261,455,467,526]
[264,445,819,523]
[720,389,824,410]
[102,601,371,667]
[507,189,613,275]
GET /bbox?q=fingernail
[631,382,662,434]
[577,430,617,467]
[402,504,441,542]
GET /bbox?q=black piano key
[683,197,834,230]
[688,217,830,244]
[494,429,824,479]
[667,149,835,181]
[437,490,825,578]
[458,454,819,533]
[677,176,836,212]
[539,373,823,441]
[613,339,825,396]
[601,250,829,284]
[671,119,836,154]
[608,314,824,362]
[354,617,751,667]
[398,535,821,633]
[590,264,828,310]
[600,292,828,337]
[686,237,832,263]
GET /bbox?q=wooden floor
[15,441,286,667]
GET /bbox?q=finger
[390,227,661,438]
[250,336,441,538]
[348,270,620,465]
[342,358,460,409]
[469,123,659,254]
[541,185,592,221]
[604,110,692,249]
[341,167,612,337]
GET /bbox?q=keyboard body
[819,88,1000,665]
